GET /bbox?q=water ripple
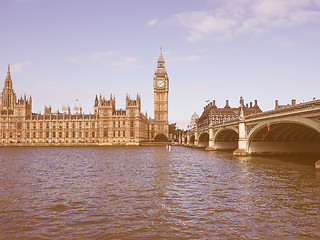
[0,146,319,239]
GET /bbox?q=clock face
[157,80,165,88]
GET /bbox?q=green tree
[169,123,176,135]
[154,133,168,142]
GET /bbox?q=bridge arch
[184,136,187,145]
[198,132,209,148]
[214,127,239,151]
[189,135,195,147]
[248,120,320,155]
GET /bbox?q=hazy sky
[1,0,320,128]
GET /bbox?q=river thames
[0,146,319,239]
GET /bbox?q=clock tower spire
[153,47,169,138]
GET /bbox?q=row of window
[106,131,135,138]
[111,121,135,128]
[1,122,97,129]
[1,120,136,130]
[2,130,136,139]
[2,132,96,139]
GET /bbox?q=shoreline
[0,142,178,147]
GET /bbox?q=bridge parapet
[212,119,238,128]
[245,99,320,121]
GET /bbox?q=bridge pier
[233,97,250,156]
[233,121,249,155]
[194,131,198,147]
[205,127,215,151]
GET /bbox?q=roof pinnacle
[4,64,12,88]
[159,46,164,61]
[6,64,11,79]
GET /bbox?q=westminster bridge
[181,98,320,155]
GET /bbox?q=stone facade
[0,50,169,146]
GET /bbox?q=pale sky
[1,0,320,129]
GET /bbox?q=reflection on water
[0,146,319,239]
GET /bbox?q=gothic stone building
[0,50,169,146]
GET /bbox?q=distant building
[197,99,262,128]
[188,112,199,130]
[0,49,169,146]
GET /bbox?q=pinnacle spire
[157,46,165,69]
[159,46,163,60]
[6,64,11,80]
[4,64,12,88]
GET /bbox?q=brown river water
[0,146,319,240]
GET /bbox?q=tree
[169,123,184,142]
[154,133,168,142]
[169,123,176,135]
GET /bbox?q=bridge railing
[245,99,320,121]
[211,118,238,128]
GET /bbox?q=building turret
[126,94,141,116]
[126,94,141,107]
[44,106,52,115]
[74,105,82,115]
[5,64,13,89]
[1,64,17,113]
[14,93,32,117]
[94,95,98,107]
[94,95,99,114]
[95,93,116,117]
[62,105,71,115]
[137,93,141,112]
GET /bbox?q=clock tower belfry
[153,47,169,138]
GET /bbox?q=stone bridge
[182,99,320,155]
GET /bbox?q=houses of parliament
[0,49,169,146]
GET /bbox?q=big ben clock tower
[154,47,169,138]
